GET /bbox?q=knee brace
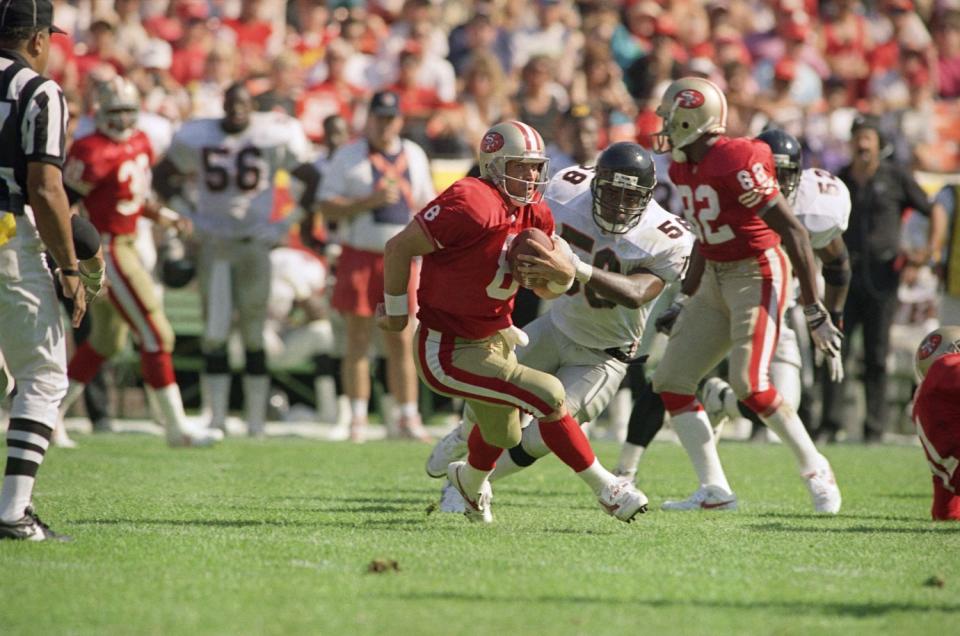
[508,443,539,467]
[204,347,230,375]
[245,349,268,376]
[741,388,782,418]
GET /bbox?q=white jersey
[166,112,313,241]
[267,247,327,322]
[320,137,435,253]
[792,168,850,250]
[546,165,694,351]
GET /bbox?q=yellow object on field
[0,212,16,247]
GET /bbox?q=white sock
[576,458,617,495]
[314,376,338,423]
[0,475,34,523]
[760,403,824,474]
[616,442,645,475]
[399,401,418,418]
[202,374,230,428]
[671,409,732,492]
[243,375,270,432]
[147,384,191,435]
[489,450,523,482]
[606,387,632,442]
[351,398,368,420]
[458,462,492,496]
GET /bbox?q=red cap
[774,58,796,81]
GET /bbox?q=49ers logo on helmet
[481,131,505,153]
[918,334,942,360]
[675,89,705,109]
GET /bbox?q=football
[507,227,553,272]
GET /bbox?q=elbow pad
[71,215,102,260]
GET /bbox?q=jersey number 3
[677,184,734,245]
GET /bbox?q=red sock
[538,413,595,473]
[467,425,500,471]
[67,341,106,384]
[141,351,176,389]
[931,478,960,521]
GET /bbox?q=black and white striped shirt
[0,48,67,216]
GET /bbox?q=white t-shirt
[166,112,314,242]
[320,137,435,253]
[546,165,694,351]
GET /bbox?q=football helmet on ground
[757,128,803,202]
[591,141,656,234]
[478,120,550,204]
[915,326,960,381]
[653,76,727,162]
[94,76,139,141]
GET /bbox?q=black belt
[604,347,647,365]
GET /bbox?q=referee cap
[0,0,66,34]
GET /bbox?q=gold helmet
[653,77,727,162]
[94,76,140,141]
[478,120,550,204]
[915,325,960,381]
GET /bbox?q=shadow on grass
[375,591,960,617]
[750,521,958,534]
[756,512,922,523]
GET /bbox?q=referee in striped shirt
[0,0,84,541]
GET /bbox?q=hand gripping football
[507,227,553,273]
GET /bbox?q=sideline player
[155,83,318,438]
[913,326,960,521]
[648,77,842,513]
[0,0,84,541]
[425,142,692,509]
[59,77,222,448]
[379,121,649,523]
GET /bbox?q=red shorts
[331,245,419,317]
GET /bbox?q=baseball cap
[369,90,400,117]
[0,0,66,34]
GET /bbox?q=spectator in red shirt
[934,10,960,98]
[75,14,131,86]
[223,0,274,76]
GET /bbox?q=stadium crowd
[10,0,960,446]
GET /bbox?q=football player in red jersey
[650,77,843,512]
[379,121,648,523]
[913,327,960,521]
[59,77,221,448]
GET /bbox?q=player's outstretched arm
[815,236,850,326]
[655,242,703,335]
[378,220,436,332]
[763,194,842,357]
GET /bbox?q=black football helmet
[756,128,802,202]
[591,142,656,234]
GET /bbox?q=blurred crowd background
[44,0,960,442]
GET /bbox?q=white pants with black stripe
[0,215,67,427]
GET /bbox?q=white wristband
[384,293,409,316]
[546,277,574,294]
[574,259,593,283]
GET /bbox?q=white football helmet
[653,76,727,162]
[915,325,960,381]
[478,120,550,204]
[94,76,140,141]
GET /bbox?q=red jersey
[670,136,781,262]
[63,130,154,236]
[414,178,554,339]
[913,353,960,493]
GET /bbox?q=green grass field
[1,434,957,635]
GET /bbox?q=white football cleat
[613,467,637,485]
[425,425,467,478]
[167,426,224,448]
[438,480,467,514]
[598,479,649,522]
[661,485,738,511]
[803,460,841,514]
[446,461,493,523]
